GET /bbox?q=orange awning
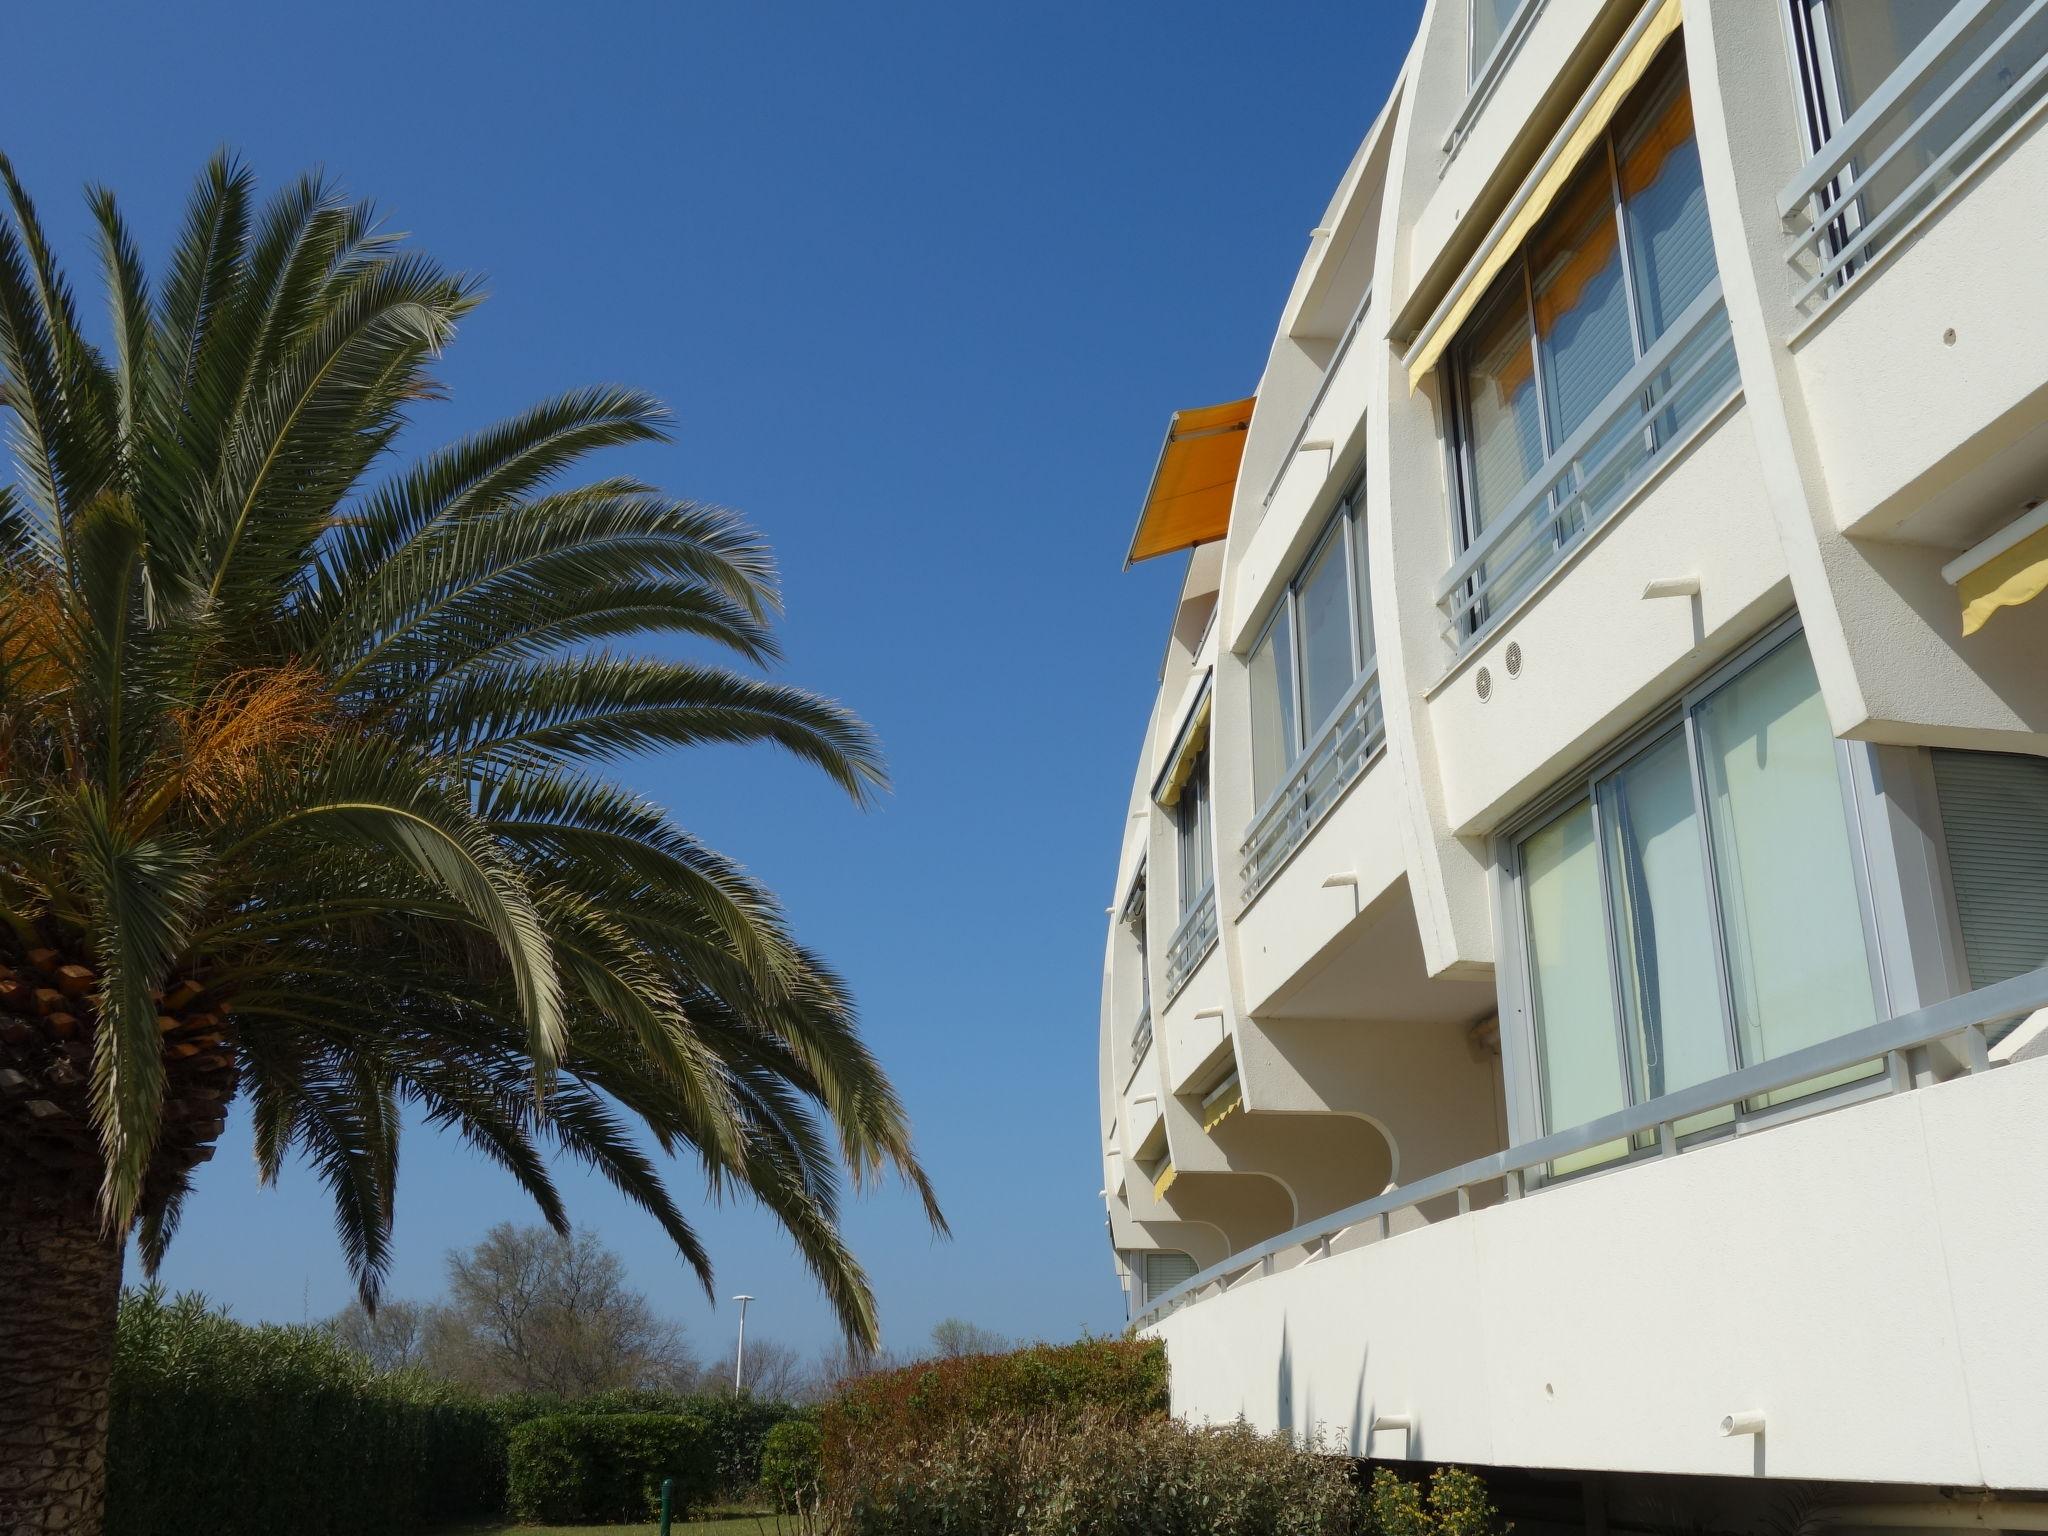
[1124,396,1256,566]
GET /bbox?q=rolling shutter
[1142,1251,1198,1305]
[1933,750,2048,1038]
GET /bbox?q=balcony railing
[1162,887,1218,1000]
[1779,0,2048,316]
[1240,671,1386,903]
[1434,278,1739,651]
[1130,1004,1153,1061]
[1132,961,2048,1330]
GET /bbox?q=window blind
[1143,1250,1198,1304]
[1933,749,2048,1005]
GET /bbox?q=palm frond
[0,153,943,1353]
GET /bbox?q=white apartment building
[1097,1,2048,1526]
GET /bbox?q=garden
[108,1289,1505,1536]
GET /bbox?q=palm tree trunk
[0,1189,122,1536]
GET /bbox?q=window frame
[1242,470,1377,827]
[1175,742,1214,918]
[1493,618,1893,1162]
[1442,41,1714,630]
[1469,0,1541,90]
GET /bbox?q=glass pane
[1296,525,1355,737]
[1600,728,1732,1107]
[1619,55,1715,342]
[1472,0,1529,80]
[1350,504,1376,674]
[1248,606,1298,805]
[1458,274,1546,538]
[1813,0,2048,264]
[1695,636,1878,1092]
[1532,155,1636,450]
[1522,802,1628,1169]
[1178,750,1213,911]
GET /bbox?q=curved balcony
[1137,968,2048,1483]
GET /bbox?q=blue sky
[4,2,1419,1362]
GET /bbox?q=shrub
[759,1414,822,1512]
[820,1336,1166,1485]
[106,1289,500,1536]
[832,1407,1371,1536]
[1365,1466,1507,1536]
[505,1412,717,1523]
[487,1388,795,1495]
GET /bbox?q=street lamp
[731,1295,754,1396]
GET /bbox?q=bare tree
[725,1336,813,1401]
[929,1318,1010,1358]
[324,1298,439,1374]
[430,1223,698,1395]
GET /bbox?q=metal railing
[1780,0,2048,316]
[1162,887,1218,1000]
[1132,962,2048,1330]
[1261,287,1374,511]
[1434,280,1738,650]
[1240,671,1386,903]
[1130,1004,1153,1061]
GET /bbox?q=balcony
[1779,0,2048,320]
[1135,968,2048,1484]
[1137,963,2043,1327]
[1239,671,1386,903]
[1434,280,1739,651]
[1130,1003,1153,1063]
[1162,888,1218,1000]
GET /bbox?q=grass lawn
[439,1511,796,1536]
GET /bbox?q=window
[1246,476,1377,804]
[1141,1249,1198,1305]
[1121,866,1152,1050]
[1444,45,1736,638]
[1241,474,1386,899]
[1472,0,1534,85]
[1507,629,1881,1163]
[1786,1,2048,296]
[1932,750,2048,1016]
[1176,744,1213,915]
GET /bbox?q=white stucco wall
[1152,1055,2048,1489]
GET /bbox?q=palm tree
[0,153,942,1533]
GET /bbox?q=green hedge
[505,1412,717,1523]
[758,1414,822,1512]
[831,1409,1372,1536]
[820,1336,1166,1484]
[487,1388,795,1494]
[830,1409,1507,1536]
[107,1290,500,1536]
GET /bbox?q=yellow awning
[1405,0,1683,392]
[1955,520,2048,635]
[1151,1160,1178,1200]
[1125,397,1256,566]
[1200,1079,1242,1134]
[1153,684,1212,809]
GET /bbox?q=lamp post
[732,1294,754,1396]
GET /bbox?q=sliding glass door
[1510,628,1881,1162]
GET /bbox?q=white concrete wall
[1153,1055,2048,1489]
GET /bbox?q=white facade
[1098,0,2048,1515]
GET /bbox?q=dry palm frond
[168,665,337,822]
